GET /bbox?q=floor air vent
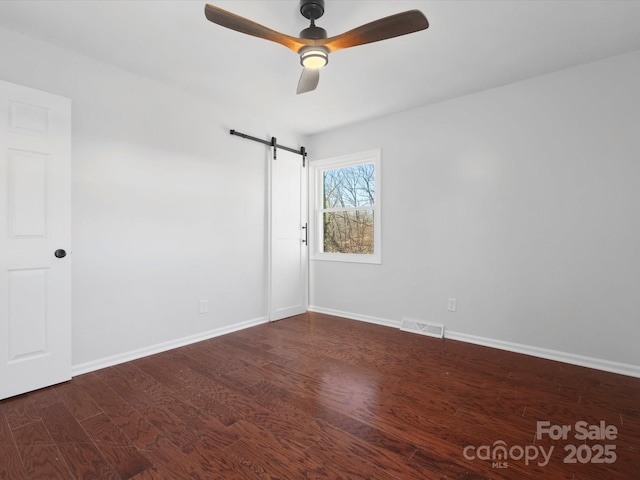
[400,319,445,339]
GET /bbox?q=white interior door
[269,148,308,321]
[0,80,72,400]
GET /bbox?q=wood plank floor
[1,312,639,479]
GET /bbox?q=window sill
[311,253,381,265]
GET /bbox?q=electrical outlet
[447,298,457,312]
[199,300,208,314]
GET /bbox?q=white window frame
[309,149,381,264]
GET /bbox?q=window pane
[323,163,375,208]
[323,210,374,254]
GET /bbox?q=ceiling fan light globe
[300,46,328,68]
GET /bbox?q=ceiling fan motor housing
[300,25,327,40]
[300,0,325,20]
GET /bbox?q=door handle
[54,249,67,258]
[302,223,308,246]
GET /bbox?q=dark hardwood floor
[1,312,639,479]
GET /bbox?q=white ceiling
[1,0,640,135]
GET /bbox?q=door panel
[8,268,48,359]
[9,149,49,237]
[0,80,72,400]
[269,149,308,321]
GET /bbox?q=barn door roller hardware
[230,129,308,166]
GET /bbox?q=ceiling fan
[204,0,429,94]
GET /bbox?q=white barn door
[269,148,308,321]
[0,80,72,400]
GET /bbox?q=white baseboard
[71,316,269,377]
[445,330,640,379]
[307,306,640,379]
[307,305,400,329]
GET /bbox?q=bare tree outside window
[322,163,375,254]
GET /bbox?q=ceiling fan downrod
[299,0,327,40]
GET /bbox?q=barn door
[0,80,72,400]
[269,148,308,321]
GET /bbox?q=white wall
[307,50,640,373]
[0,26,303,370]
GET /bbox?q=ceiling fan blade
[322,10,428,53]
[297,68,320,94]
[204,4,309,53]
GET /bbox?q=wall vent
[400,319,445,339]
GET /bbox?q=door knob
[54,249,67,258]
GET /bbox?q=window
[310,149,381,263]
